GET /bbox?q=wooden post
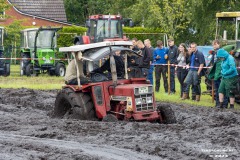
[168,61,170,95]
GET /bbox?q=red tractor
[53,41,176,123]
[74,14,133,45]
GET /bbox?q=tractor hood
[109,83,153,96]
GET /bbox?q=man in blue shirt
[153,40,168,92]
[183,42,205,101]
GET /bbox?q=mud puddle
[0,88,239,159]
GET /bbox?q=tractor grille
[135,94,154,111]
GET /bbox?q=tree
[0,0,11,18]
[190,0,240,44]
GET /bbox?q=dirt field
[0,88,239,160]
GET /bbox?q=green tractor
[0,26,10,76]
[20,27,66,76]
[205,12,240,102]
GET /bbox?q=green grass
[154,76,240,109]
[1,65,239,109]
[0,65,64,90]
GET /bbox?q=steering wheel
[90,72,109,82]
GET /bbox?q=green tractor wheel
[55,63,66,77]
[26,63,38,76]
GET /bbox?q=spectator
[131,40,151,78]
[217,49,239,109]
[182,42,205,101]
[167,38,178,94]
[131,38,140,52]
[128,38,140,78]
[153,40,168,93]
[144,39,155,84]
[176,43,189,98]
[208,40,228,108]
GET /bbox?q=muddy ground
[0,88,239,160]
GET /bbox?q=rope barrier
[151,63,212,69]
[0,58,69,61]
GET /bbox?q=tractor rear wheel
[26,63,34,76]
[55,63,66,77]
[157,104,176,124]
[53,88,95,120]
[20,53,30,76]
[4,63,10,76]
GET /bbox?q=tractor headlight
[135,98,142,105]
[50,57,53,60]
[146,96,153,103]
[42,57,46,60]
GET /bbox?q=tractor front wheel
[53,88,95,120]
[157,104,176,124]
[55,63,66,77]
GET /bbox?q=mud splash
[0,88,239,159]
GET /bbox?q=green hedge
[123,27,167,47]
[58,26,87,47]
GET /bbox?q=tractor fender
[74,36,90,45]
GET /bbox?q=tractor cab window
[88,20,96,39]
[36,30,55,49]
[96,19,123,39]
[27,31,37,48]
[109,20,122,38]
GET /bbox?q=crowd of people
[128,38,239,109]
[64,38,239,109]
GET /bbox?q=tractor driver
[91,50,125,79]
[64,55,90,85]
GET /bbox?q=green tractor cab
[20,27,66,76]
[215,12,240,54]
[0,26,10,76]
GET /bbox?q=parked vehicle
[20,27,66,76]
[74,14,133,45]
[0,26,10,76]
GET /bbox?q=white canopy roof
[59,41,133,53]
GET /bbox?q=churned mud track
[0,88,239,160]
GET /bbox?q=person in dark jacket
[183,42,205,101]
[134,40,151,78]
[207,40,228,108]
[92,50,125,79]
[217,49,238,109]
[167,38,178,94]
[144,39,155,84]
[128,38,140,78]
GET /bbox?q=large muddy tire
[53,88,95,120]
[157,104,176,124]
[55,63,66,77]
